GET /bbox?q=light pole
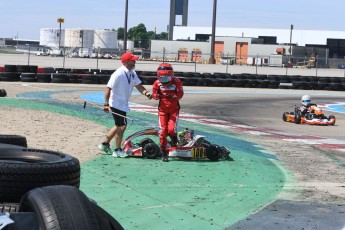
[123,0,128,53]
[210,0,217,64]
[57,18,64,50]
[289,24,293,64]
[286,24,293,75]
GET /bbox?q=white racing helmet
[301,95,311,106]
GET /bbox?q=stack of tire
[0,135,124,230]
[1,64,345,91]
[0,66,113,85]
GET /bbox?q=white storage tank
[93,30,117,49]
[64,29,94,48]
[40,28,64,48]
[118,40,134,51]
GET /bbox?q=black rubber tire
[294,112,302,124]
[0,89,7,97]
[329,115,336,125]
[82,75,99,84]
[36,73,52,83]
[21,73,37,82]
[91,201,124,230]
[4,65,17,72]
[282,112,288,122]
[0,134,27,147]
[205,144,222,161]
[0,147,80,202]
[17,65,31,73]
[51,73,69,83]
[0,72,21,81]
[142,143,160,159]
[139,138,154,148]
[19,185,101,230]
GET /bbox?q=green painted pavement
[1,97,288,230]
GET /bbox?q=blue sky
[1,0,344,40]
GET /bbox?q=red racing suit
[151,77,184,151]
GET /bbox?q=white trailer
[268,54,283,67]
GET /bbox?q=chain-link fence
[1,49,345,78]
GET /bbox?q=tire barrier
[0,143,80,203]
[1,65,344,91]
[3,185,124,230]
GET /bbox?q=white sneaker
[113,148,128,158]
[98,143,113,155]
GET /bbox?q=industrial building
[150,24,345,68]
[150,0,343,67]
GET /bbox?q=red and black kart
[122,128,232,161]
[282,104,336,125]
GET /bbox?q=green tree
[117,27,124,40]
[158,32,168,40]
[128,23,149,48]
[117,23,168,49]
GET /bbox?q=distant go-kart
[282,104,336,125]
[122,128,232,161]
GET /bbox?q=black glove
[103,103,110,113]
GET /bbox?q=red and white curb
[130,103,345,153]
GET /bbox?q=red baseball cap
[121,52,139,63]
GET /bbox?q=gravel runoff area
[1,53,345,77]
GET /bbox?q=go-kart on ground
[0,82,344,229]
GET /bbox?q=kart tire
[282,112,289,122]
[205,144,222,161]
[0,134,27,147]
[139,138,154,148]
[19,185,101,230]
[294,113,302,124]
[329,115,336,125]
[0,89,7,97]
[0,148,80,203]
[142,143,160,159]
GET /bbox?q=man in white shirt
[98,52,151,157]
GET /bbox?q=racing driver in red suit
[151,63,184,162]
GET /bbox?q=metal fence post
[63,48,66,69]
[255,53,259,74]
[225,52,229,73]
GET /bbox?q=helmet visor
[159,75,172,83]
[302,100,311,103]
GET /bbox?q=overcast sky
[1,0,344,40]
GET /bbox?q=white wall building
[172,26,345,46]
